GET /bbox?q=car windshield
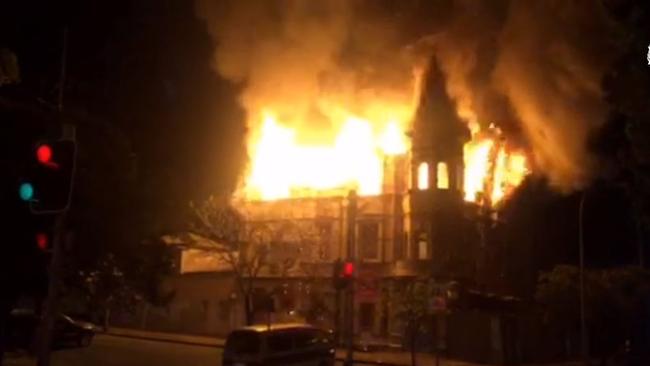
[225,331,260,356]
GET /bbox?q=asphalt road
[5,334,223,366]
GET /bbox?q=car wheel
[78,333,93,347]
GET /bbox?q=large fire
[241,107,528,206]
[244,110,409,201]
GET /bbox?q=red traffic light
[36,232,49,251]
[29,140,76,212]
[36,144,53,164]
[343,261,354,277]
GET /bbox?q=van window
[267,332,293,353]
[225,331,260,355]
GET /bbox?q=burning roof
[196,0,619,203]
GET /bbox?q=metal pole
[37,26,69,366]
[57,27,68,113]
[334,286,341,346]
[578,192,588,366]
[637,219,645,268]
[36,214,65,366]
[344,190,357,366]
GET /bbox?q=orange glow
[492,148,508,203]
[237,65,528,206]
[436,162,449,189]
[243,110,528,205]
[378,121,408,155]
[244,111,409,201]
[463,126,529,205]
[464,139,494,202]
[417,162,429,190]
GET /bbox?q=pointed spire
[413,56,469,160]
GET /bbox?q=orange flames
[240,104,528,205]
[463,125,529,205]
[243,110,409,201]
[242,109,528,206]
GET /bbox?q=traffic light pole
[36,212,65,366]
[37,26,70,366]
[344,190,357,366]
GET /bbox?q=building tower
[406,56,473,278]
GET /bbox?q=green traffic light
[19,182,34,201]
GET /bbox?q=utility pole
[36,27,71,366]
[578,192,588,366]
[36,215,65,366]
[344,190,357,366]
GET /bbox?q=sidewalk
[104,327,582,366]
[104,327,483,366]
[106,327,224,348]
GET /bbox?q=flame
[464,139,494,202]
[243,109,528,205]
[244,111,409,201]
[238,69,528,205]
[378,121,408,155]
[462,126,529,206]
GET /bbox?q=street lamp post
[578,192,588,366]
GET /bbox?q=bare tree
[173,197,332,325]
[185,196,272,325]
[390,278,434,366]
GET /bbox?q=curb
[103,330,223,349]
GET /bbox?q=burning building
[144,54,531,359]
[209,55,532,348]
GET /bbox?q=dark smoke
[196,0,621,191]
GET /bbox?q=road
[4,334,478,366]
[5,334,223,366]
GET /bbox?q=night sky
[1,0,246,206]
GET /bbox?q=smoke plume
[196,0,620,191]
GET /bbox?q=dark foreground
[3,332,575,366]
[4,334,222,366]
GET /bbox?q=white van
[222,323,335,366]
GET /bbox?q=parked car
[223,323,335,366]
[7,309,98,350]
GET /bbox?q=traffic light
[333,259,355,290]
[35,232,50,251]
[343,261,354,277]
[19,139,76,213]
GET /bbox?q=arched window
[436,162,449,189]
[417,162,429,190]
